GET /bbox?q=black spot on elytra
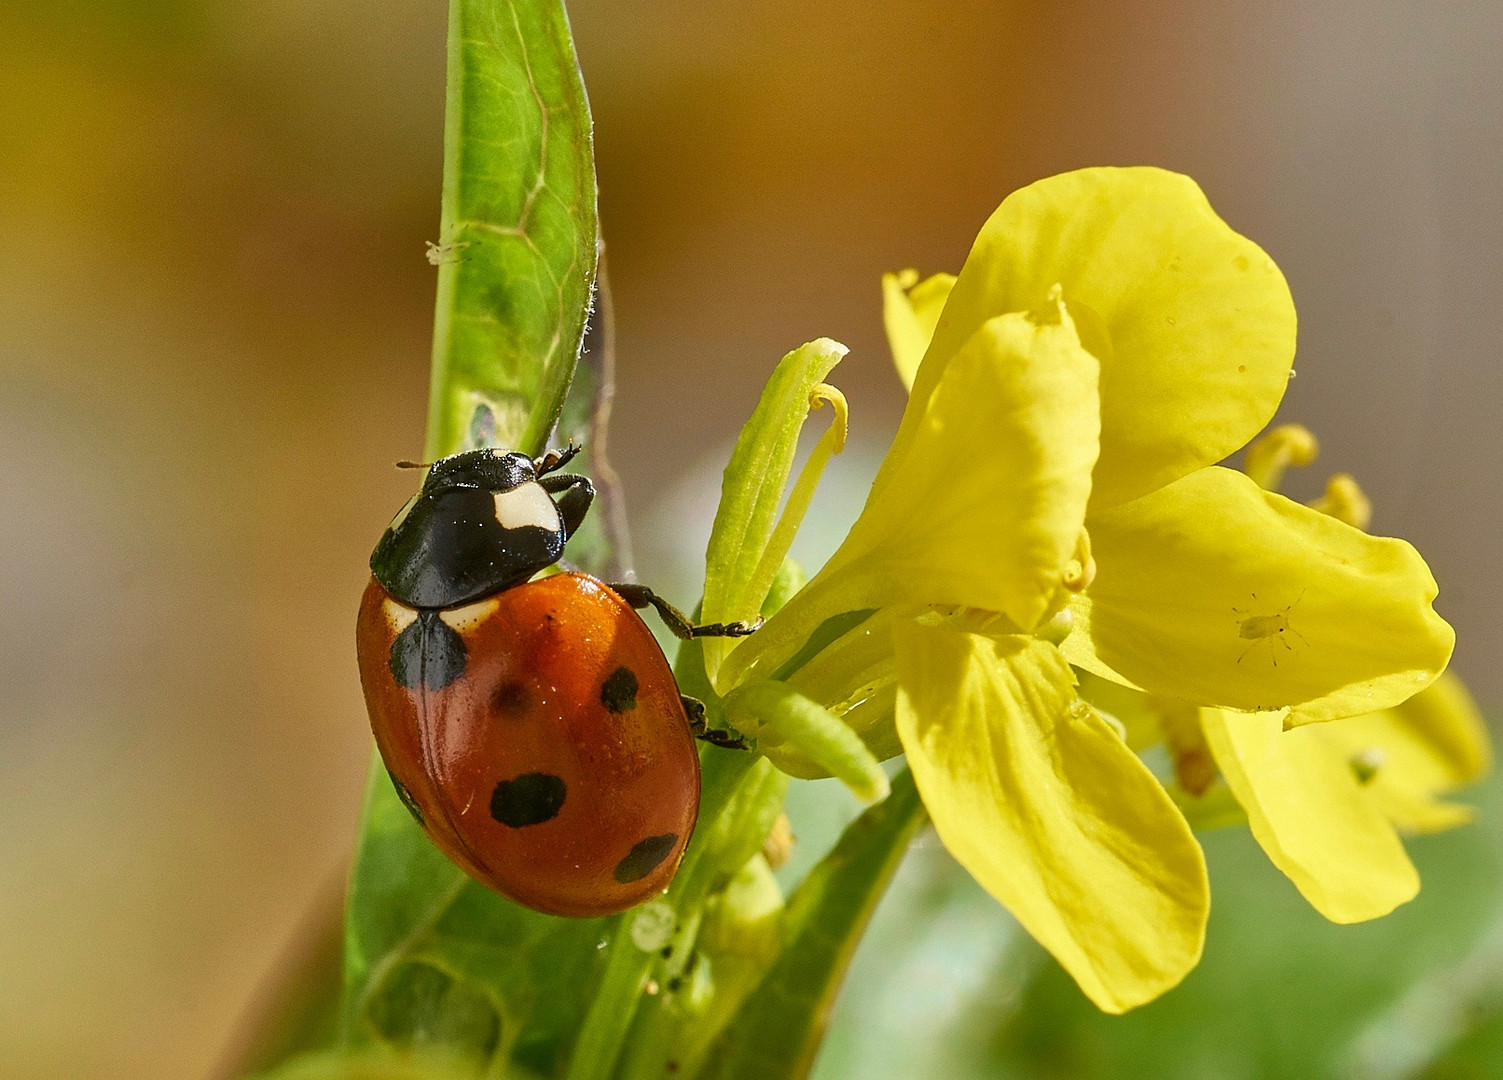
[386,769,425,826]
[490,772,567,827]
[389,611,467,690]
[600,666,638,713]
[614,833,678,883]
[490,680,530,715]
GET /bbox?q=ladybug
[355,444,757,917]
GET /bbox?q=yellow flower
[700,168,1455,1012]
[1191,429,1492,922]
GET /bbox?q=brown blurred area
[1,1,1498,1076]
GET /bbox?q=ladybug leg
[540,472,596,535]
[682,694,751,751]
[534,441,581,476]
[609,583,764,640]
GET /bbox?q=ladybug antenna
[395,460,433,470]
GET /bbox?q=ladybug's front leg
[609,583,763,641]
[681,694,750,751]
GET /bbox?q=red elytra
[355,570,700,917]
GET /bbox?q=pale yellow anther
[1062,529,1097,593]
[1244,423,1320,492]
[808,383,849,453]
[1307,473,1373,531]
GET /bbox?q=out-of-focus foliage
[811,771,1503,1080]
[697,769,926,1080]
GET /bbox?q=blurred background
[3,1,1501,1077]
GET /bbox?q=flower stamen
[744,384,849,613]
[1307,473,1373,531]
[1062,529,1097,593]
[1244,423,1319,491]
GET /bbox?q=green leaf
[424,0,598,461]
[697,768,928,1080]
[610,855,788,1080]
[700,339,848,674]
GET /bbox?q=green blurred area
[3,0,1501,1077]
[814,771,1503,1080]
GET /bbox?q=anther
[1062,530,1096,593]
[1308,473,1372,531]
[808,384,849,454]
[1244,424,1319,492]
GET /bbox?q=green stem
[565,751,787,1080]
[699,768,928,1080]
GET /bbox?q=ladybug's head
[421,448,536,493]
[370,448,594,610]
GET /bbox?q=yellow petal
[720,300,1100,687]
[1308,673,1490,834]
[1076,467,1453,723]
[894,624,1208,1013]
[1390,671,1491,784]
[882,269,957,391]
[1202,708,1418,922]
[903,167,1295,510]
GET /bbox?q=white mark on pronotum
[439,597,500,634]
[494,481,561,532]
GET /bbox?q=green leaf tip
[425,0,600,461]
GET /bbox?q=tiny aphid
[1233,591,1307,666]
[425,239,471,265]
